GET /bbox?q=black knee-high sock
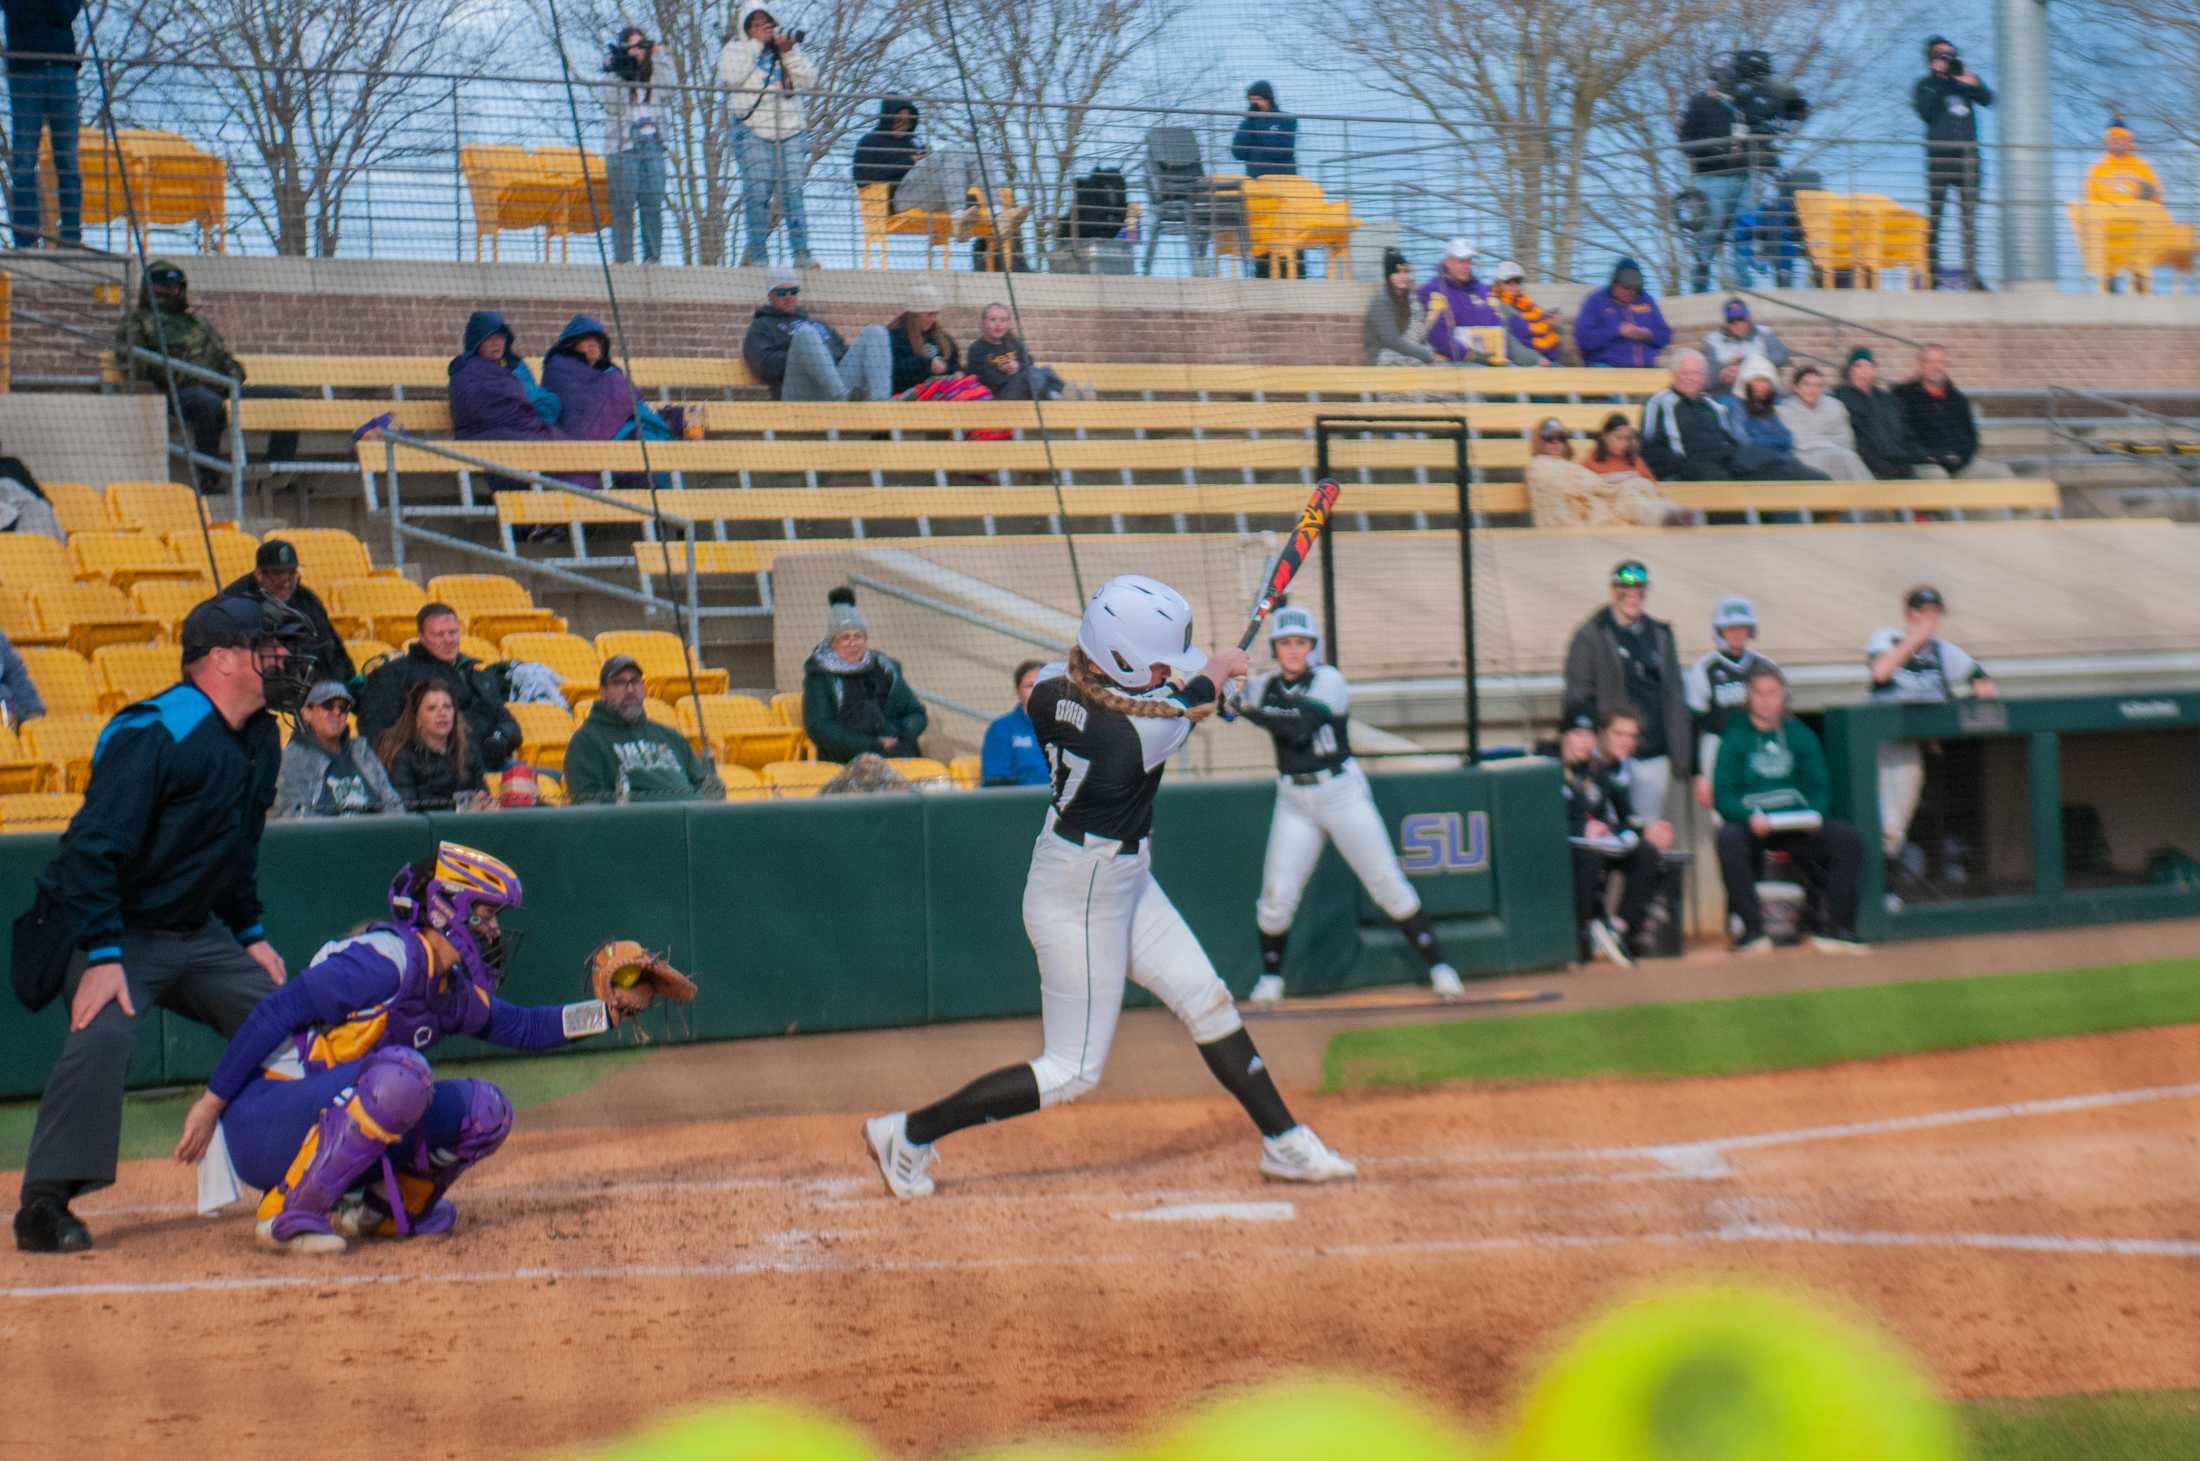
[1396,911,1448,970]
[904,1064,1042,1146]
[1197,1028,1295,1138]
[1258,930,1289,975]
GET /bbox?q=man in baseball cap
[220,537,354,684]
[1562,560,1689,827]
[562,652,722,805]
[1700,296,1792,379]
[179,594,319,712]
[1867,584,1996,872]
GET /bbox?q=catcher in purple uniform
[172,842,693,1253]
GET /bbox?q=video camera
[605,34,651,81]
[1715,49,1809,137]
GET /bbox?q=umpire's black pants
[1716,820,1864,938]
[19,924,275,1204]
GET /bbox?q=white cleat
[863,1112,937,1199]
[1248,974,1286,1005]
[1260,1124,1357,1184]
[254,1218,347,1255]
[1587,920,1634,968]
[1429,964,1466,1000]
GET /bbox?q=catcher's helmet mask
[389,843,525,993]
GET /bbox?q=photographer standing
[1915,36,1993,290]
[1678,62,1751,294]
[603,26,668,265]
[719,2,816,269]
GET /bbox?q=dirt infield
[6,1019,2199,1459]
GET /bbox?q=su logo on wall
[1397,811,1490,875]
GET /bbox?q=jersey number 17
[1048,744,1091,810]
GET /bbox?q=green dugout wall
[0,761,1573,1100]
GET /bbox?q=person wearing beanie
[887,281,963,392]
[1684,595,1779,811]
[742,269,895,403]
[1230,81,1297,179]
[1729,353,1826,488]
[717,1,817,266]
[1365,248,1437,366]
[802,588,928,764]
[852,96,924,200]
[565,654,723,805]
[1699,297,1790,379]
[1573,256,1672,369]
[1914,36,1993,289]
[1832,346,1923,480]
[1487,260,1562,363]
[114,259,302,494]
[2083,120,2185,292]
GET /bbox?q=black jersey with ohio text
[1027,664,1208,845]
[1239,665,1352,776]
[1684,647,1777,741]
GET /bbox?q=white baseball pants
[1255,762,1420,936]
[1022,826,1241,1107]
[1877,741,1926,857]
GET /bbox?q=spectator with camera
[1574,258,1671,369]
[1915,36,1993,290]
[602,26,668,265]
[719,2,816,268]
[273,680,404,818]
[743,270,894,403]
[1231,81,1296,178]
[1677,52,1805,295]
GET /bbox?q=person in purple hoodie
[1414,239,1544,366]
[449,310,565,441]
[1573,257,1673,369]
[540,314,678,443]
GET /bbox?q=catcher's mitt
[585,939,698,1031]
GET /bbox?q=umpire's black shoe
[13,1197,92,1253]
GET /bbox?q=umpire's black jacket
[49,680,280,962]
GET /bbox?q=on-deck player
[1234,605,1463,1004]
[863,574,1355,1197]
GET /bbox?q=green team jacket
[564,701,723,804]
[1713,714,1830,826]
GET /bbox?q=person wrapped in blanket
[172,842,615,1253]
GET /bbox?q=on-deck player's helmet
[1267,603,1324,663]
[1710,594,1758,638]
[1077,574,1208,689]
[388,842,524,991]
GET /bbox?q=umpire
[12,595,315,1253]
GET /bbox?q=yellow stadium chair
[169,527,258,585]
[717,764,769,801]
[0,532,73,591]
[32,582,162,655]
[461,635,500,664]
[678,694,802,768]
[130,579,216,638]
[43,482,112,536]
[591,630,728,699]
[347,638,398,673]
[569,695,682,733]
[427,575,566,643]
[328,576,427,644]
[273,527,378,584]
[0,723,51,793]
[22,715,103,792]
[888,756,953,787]
[761,759,840,798]
[500,632,600,697]
[93,643,181,712]
[15,648,100,719]
[0,585,63,648]
[68,531,203,590]
[508,701,576,772]
[949,753,982,789]
[767,689,815,759]
[0,791,83,832]
[108,481,220,537]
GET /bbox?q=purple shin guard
[270,1049,433,1241]
[376,1079,513,1238]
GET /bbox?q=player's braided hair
[1065,646,1218,722]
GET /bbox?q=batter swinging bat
[1237,479,1341,652]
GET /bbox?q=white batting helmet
[1711,594,1758,636]
[1076,574,1208,689]
[1268,604,1323,662]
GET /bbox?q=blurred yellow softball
[1137,1375,1487,1461]
[1504,1281,1961,1461]
[953,1445,1120,1461]
[568,1399,881,1461]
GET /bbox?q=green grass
[1323,958,2200,1091]
[1962,1389,2200,1459]
[0,1044,646,1172]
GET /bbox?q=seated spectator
[1833,348,1923,480]
[1,626,45,725]
[1712,663,1866,955]
[1573,257,1672,369]
[1775,365,1873,481]
[2086,119,2161,205]
[970,303,1087,401]
[803,588,927,764]
[450,310,565,448]
[1416,241,1543,366]
[1730,355,1826,484]
[114,259,300,493]
[980,659,1051,787]
[376,680,490,813]
[223,538,354,686]
[852,97,923,203]
[742,270,893,403]
[356,601,522,770]
[1527,416,1678,528]
[565,654,724,804]
[273,680,405,817]
[1685,595,1778,809]
[0,444,59,540]
[1641,349,1823,483]
[1558,706,1669,967]
[1699,298,1790,378]
[1584,413,1660,486]
[1867,585,1996,868]
[820,751,915,796]
[1230,81,1297,178]
[541,315,677,444]
[1488,261,1562,362]
[1366,249,1437,366]
[888,282,964,392]
[1896,344,2014,480]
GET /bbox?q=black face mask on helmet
[251,596,321,714]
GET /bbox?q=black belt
[1053,822,1141,856]
[1286,765,1348,786]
